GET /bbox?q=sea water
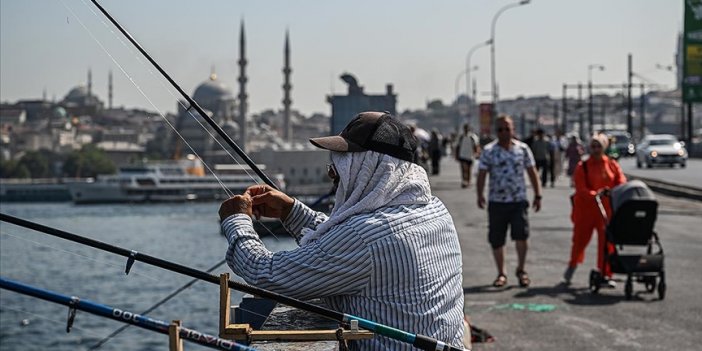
[0,202,296,350]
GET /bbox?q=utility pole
[639,83,645,139]
[588,80,594,135]
[578,83,584,140]
[627,53,633,136]
[562,84,567,133]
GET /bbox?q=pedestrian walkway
[428,158,702,351]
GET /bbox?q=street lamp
[490,0,531,117]
[455,66,479,129]
[587,64,605,134]
[655,63,684,140]
[465,40,492,124]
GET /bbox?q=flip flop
[516,270,531,288]
[492,274,507,288]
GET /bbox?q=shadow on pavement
[463,284,515,294]
[505,283,662,306]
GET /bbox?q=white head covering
[299,150,432,246]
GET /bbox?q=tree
[63,144,116,178]
[17,151,50,178]
[0,159,29,178]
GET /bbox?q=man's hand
[246,185,295,221]
[219,194,253,221]
[477,194,486,209]
[532,196,541,212]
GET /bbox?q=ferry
[67,157,284,204]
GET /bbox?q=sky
[0,0,682,116]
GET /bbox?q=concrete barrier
[624,173,702,202]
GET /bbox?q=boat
[0,179,74,202]
[67,157,284,204]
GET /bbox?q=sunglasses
[497,127,512,132]
[326,163,338,180]
[590,143,603,149]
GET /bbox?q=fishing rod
[87,0,277,191]
[1,213,467,351]
[0,277,255,351]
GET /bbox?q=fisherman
[219,111,465,350]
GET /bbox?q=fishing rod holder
[66,296,79,333]
[217,273,374,347]
[125,250,138,275]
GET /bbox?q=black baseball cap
[310,111,417,162]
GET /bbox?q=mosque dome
[53,106,68,119]
[64,86,89,102]
[193,73,233,104]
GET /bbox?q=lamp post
[656,63,684,140]
[455,66,479,129]
[490,0,531,118]
[588,64,605,134]
[465,40,492,123]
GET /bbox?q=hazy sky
[0,0,681,116]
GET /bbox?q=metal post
[688,103,693,146]
[578,83,584,140]
[588,80,594,135]
[627,53,633,136]
[490,1,531,119]
[562,84,568,133]
[639,83,646,139]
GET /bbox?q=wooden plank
[218,273,230,337]
[169,320,183,351]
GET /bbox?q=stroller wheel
[589,270,601,294]
[625,276,633,300]
[658,272,666,300]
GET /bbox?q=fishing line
[65,0,284,240]
[77,0,261,189]
[76,0,286,240]
[88,258,226,349]
[59,0,235,199]
[0,231,160,282]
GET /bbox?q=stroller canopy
[611,180,657,213]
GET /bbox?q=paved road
[429,158,702,351]
[619,157,702,189]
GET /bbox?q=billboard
[479,103,493,136]
[683,0,702,102]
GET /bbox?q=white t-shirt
[457,133,478,160]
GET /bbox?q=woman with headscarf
[562,133,626,286]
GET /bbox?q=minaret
[108,70,113,109]
[282,29,293,142]
[237,20,248,152]
[87,68,92,98]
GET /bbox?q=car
[636,134,688,168]
[605,130,635,158]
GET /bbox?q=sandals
[516,270,531,288]
[492,274,507,288]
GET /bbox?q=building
[173,72,239,161]
[326,73,396,134]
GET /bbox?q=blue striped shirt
[223,197,465,350]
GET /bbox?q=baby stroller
[589,180,665,300]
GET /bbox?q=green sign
[683,0,702,102]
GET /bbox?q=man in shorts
[455,124,480,188]
[476,115,542,288]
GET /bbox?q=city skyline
[0,0,682,116]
